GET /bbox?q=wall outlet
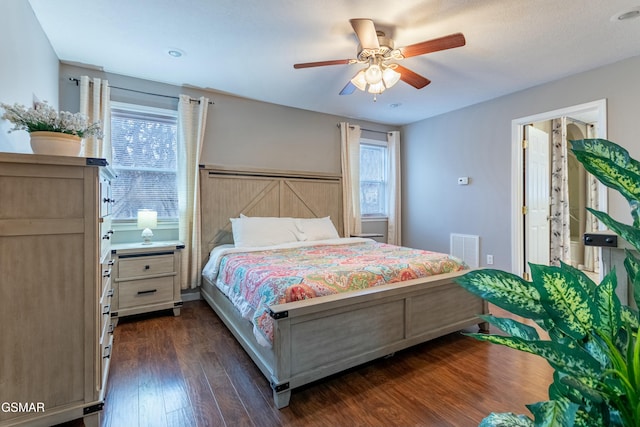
[487,254,494,265]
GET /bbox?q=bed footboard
[202,270,487,408]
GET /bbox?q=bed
[199,165,489,408]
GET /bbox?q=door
[525,125,550,270]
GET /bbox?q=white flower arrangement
[0,101,103,138]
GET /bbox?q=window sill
[362,216,388,222]
[112,220,179,232]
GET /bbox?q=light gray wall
[58,64,397,244]
[402,55,640,272]
[0,1,59,153]
[59,64,396,177]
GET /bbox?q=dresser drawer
[118,276,174,308]
[101,259,113,297]
[100,216,113,259]
[118,254,174,279]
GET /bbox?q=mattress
[202,238,467,346]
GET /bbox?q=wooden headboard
[199,165,343,264]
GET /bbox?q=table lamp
[137,209,157,245]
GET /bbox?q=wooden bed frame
[198,165,489,408]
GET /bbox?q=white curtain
[340,122,362,237]
[177,95,209,289]
[387,131,402,245]
[549,117,571,266]
[79,76,111,161]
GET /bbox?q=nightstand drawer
[118,276,174,308]
[118,254,175,279]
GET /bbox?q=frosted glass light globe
[364,64,383,84]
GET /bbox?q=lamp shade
[350,69,367,91]
[137,209,157,229]
[382,67,401,88]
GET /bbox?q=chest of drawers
[0,153,115,427]
[111,241,184,324]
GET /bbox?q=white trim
[111,100,177,117]
[360,137,388,147]
[510,99,608,275]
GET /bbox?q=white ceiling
[27,0,640,126]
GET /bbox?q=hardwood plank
[101,300,554,427]
[102,340,140,427]
[200,351,254,427]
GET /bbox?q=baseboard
[181,288,202,302]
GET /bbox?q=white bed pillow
[299,216,340,241]
[230,216,304,248]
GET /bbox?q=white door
[525,125,550,269]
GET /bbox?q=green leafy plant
[456,138,640,427]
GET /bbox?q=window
[110,102,178,221]
[359,141,388,217]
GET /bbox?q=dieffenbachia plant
[455,139,640,427]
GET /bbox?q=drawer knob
[137,289,157,295]
[144,265,150,270]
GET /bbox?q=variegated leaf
[549,372,587,405]
[583,339,610,367]
[620,306,640,331]
[559,261,596,294]
[467,334,602,378]
[455,269,546,319]
[559,375,605,404]
[479,412,534,427]
[593,270,621,340]
[573,409,609,427]
[570,139,640,177]
[527,399,579,427]
[588,209,640,253]
[623,250,640,310]
[530,264,598,340]
[478,314,540,340]
[571,143,640,204]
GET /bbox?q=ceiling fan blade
[395,65,431,89]
[294,59,351,69]
[339,81,357,95]
[350,18,380,50]
[399,33,466,58]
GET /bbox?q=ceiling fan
[293,19,466,98]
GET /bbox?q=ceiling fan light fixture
[367,81,385,94]
[350,69,368,91]
[364,63,383,85]
[382,67,401,88]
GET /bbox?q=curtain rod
[336,123,391,135]
[68,77,214,105]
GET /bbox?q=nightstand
[111,241,184,325]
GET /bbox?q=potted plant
[0,101,102,156]
[456,138,640,427]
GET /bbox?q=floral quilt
[214,241,467,346]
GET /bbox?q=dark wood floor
[97,300,552,427]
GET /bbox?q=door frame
[510,99,608,276]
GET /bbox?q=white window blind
[110,104,178,221]
[360,142,388,216]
